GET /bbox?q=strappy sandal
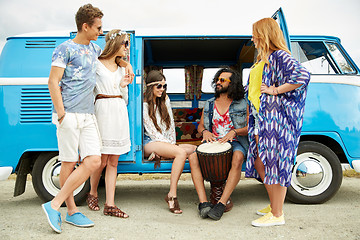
[103,204,129,218]
[86,193,100,211]
[164,195,182,214]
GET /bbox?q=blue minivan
[0,8,359,204]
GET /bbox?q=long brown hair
[252,18,290,65]
[144,70,171,133]
[98,29,126,60]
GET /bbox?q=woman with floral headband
[86,29,133,218]
[143,70,196,214]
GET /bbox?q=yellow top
[248,61,265,112]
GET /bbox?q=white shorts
[52,113,102,162]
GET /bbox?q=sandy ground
[0,174,359,240]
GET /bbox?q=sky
[0,0,359,66]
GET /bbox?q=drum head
[196,141,232,154]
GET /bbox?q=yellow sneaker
[256,204,271,216]
[251,212,285,227]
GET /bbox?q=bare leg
[188,152,208,203]
[59,162,78,215]
[254,135,286,217]
[145,142,188,214]
[51,155,101,211]
[105,155,119,207]
[89,154,108,197]
[219,151,244,205]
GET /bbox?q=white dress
[94,60,131,155]
[143,97,176,144]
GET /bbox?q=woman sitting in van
[143,70,196,214]
[86,30,133,218]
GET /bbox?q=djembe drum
[196,142,233,210]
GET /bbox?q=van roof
[7,29,340,42]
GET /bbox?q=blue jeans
[229,140,247,157]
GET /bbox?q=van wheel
[287,141,342,204]
[32,152,90,205]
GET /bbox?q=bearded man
[188,68,249,221]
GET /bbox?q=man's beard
[215,84,228,94]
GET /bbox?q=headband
[146,81,164,87]
[109,31,127,40]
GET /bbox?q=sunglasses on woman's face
[156,83,167,90]
[217,77,231,83]
[121,40,129,48]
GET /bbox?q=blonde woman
[245,18,310,227]
[87,30,133,218]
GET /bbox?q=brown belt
[95,94,122,102]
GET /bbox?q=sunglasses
[217,77,231,83]
[121,40,129,48]
[156,83,167,90]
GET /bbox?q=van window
[201,68,220,93]
[163,68,185,93]
[325,42,356,74]
[291,41,356,75]
[291,42,336,74]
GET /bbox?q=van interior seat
[173,108,203,145]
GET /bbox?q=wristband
[201,129,208,135]
[58,113,66,122]
[273,87,279,95]
[232,129,237,136]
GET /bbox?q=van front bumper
[0,167,13,180]
[352,160,360,173]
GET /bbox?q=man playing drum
[188,68,249,221]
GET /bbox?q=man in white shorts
[42,4,104,233]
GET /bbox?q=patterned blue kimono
[245,50,311,187]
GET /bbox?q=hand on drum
[201,130,217,143]
[218,130,237,143]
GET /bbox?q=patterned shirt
[212,103,235,139]
[51,40,102,114]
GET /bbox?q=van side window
[291,41,356,75]
[325,43,356,74]
[201,68,221,93]
[163,68,185,93]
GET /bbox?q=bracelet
[232,129,237,136]
[58,113,66,122]
[201,129,208,135]
[273,88,279,95]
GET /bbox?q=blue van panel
[303,82,360,158]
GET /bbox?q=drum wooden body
[196,142,233,183]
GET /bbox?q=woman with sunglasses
[246,18,310,227]
[143,70,196,214]
[86,29,133,218]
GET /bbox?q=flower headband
[109,31,127,40]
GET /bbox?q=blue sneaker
[65,212,94,227]
[42,201,62,233]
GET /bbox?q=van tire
[32,152,90,205]
[287,141,342,204]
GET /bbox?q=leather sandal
[164,195,182,214]
[86,193,100,211]
[103,204,129,218]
